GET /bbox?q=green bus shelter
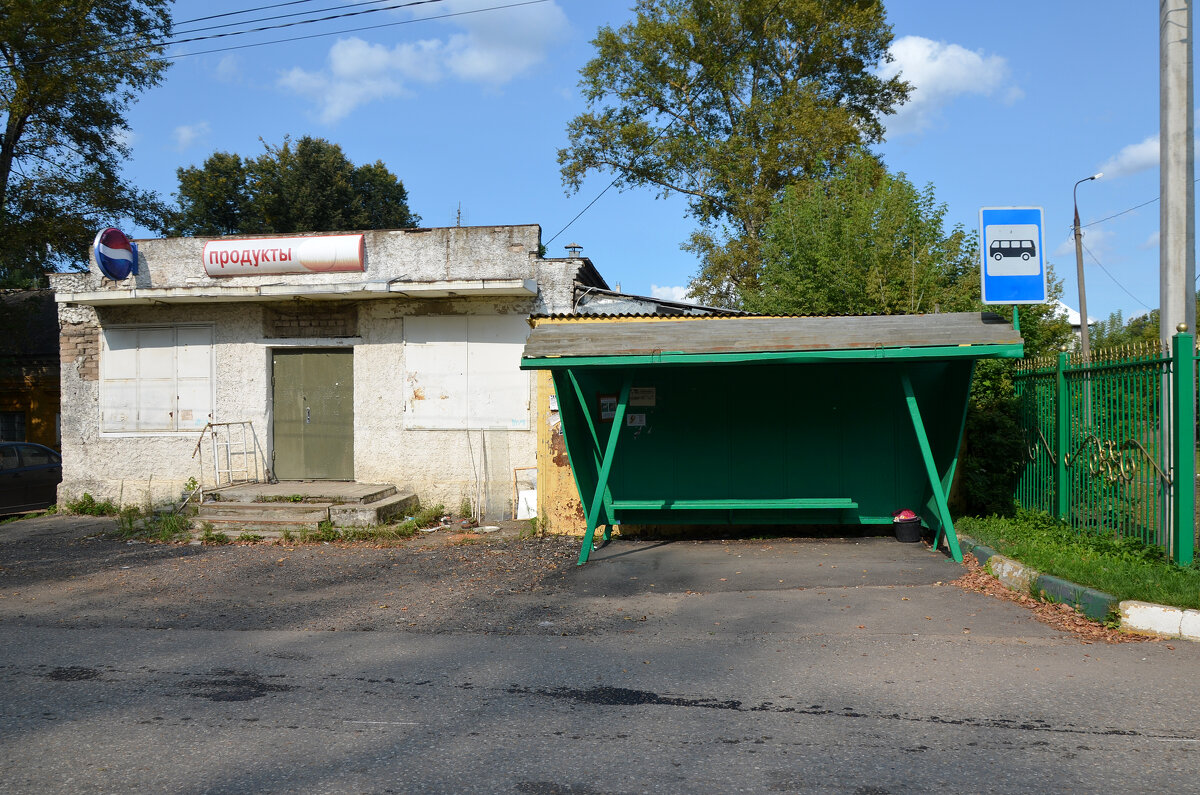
[520,312,1023,565]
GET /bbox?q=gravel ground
[0,514,598,635]
[2,513,1138,644]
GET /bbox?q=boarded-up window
[404,316,530,430]
[100,325,214,433]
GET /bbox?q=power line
[173,0,397,37]
[162,1,547,63]
[176,0,322,26]
[1081,240,1152,311]
[1081,175,1200,229]
[10,0,446,70]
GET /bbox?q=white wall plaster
[50,226,600,518]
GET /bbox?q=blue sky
[121,1,1180,321]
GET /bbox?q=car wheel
[1021,252,1031,261]
[993,252,1003,261]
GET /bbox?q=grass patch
[63,493,118,516]
[112,507,193,542]
[237,532,264,543]
[200,527,231,545]
[520,517,539,539]
[0,510,54,525]
[342,519,421,542]
[958,509,1200,610]
[300,520,341,543]
[414,503,445,527]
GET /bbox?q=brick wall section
[60,322,99,381]
[264,303,358,338]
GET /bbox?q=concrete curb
[956,535,1200,640]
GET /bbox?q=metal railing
[1013,333,1194,564]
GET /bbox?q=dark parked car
[0,443,62,514]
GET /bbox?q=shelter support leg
[579,375,632,565]
[901,374,963,563]
[933,362,975,552]
[567,370,614,522]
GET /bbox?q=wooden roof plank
[522,312,1021,360]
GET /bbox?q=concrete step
[212,482,398,505]
[195,501,332,532]
[330,491,418,528]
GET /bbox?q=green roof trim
[521,342,1024,370]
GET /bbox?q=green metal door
[272,350,354,480]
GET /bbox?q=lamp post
[1073,172,1102,361]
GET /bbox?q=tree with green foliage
[742,150,978,316]
[170,136,420,236]
[738,149,1073,517]
[0,0,172,287]
[743,149,1070,355]
[172,152,252,237]
[559,0,909,306]
[1090,309,1158,349]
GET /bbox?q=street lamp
[1073,172,1102,361]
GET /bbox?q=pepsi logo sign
[93,228,137,281]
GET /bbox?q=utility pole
[1073,173,1101,361]
[1160,0,1196,344]
[1161,0,1196,561]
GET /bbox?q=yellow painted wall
[535,369,587,536]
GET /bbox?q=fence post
[1171,329,1195,565]
[1055,350,1069,521]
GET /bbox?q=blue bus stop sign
[980,206,1047,304]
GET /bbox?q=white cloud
[279,37,444,123]
[1140,230,1160,250]
[215,55,240,82]
[879,36,1017,136]
[172,121,210,151]
[650,284,694,303]
[1100,135,1159,179]
[280,1,566,122]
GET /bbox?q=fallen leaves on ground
[951,553,1159,644]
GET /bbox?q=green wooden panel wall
[554,360,972,527]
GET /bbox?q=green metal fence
[1013,332,1195,564]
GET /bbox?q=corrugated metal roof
[522,311,1020,359]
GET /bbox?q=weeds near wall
[111,506,193,542]
[200,527,231,545]
[63,493,118,516]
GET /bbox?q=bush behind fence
[1013,336,1193,564]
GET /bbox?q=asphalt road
[1,516,1199,794]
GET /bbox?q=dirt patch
[0,515,582,634]
[951,552,1160,644]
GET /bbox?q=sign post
[979,207,1047,305]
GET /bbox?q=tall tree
[742,150,974,316]
[744,149,1071,355]
[559,0,908,306]
[0,0,171,287]
[172,152,252,237]
[172,137,419,236]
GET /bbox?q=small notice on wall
[598,394,617,421]
[630,387,657,407]
[626,413,646,427]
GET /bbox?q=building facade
[49,225,605,518]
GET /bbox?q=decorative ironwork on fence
[1013,333,1195,564]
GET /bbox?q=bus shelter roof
[521,311,1023,369]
